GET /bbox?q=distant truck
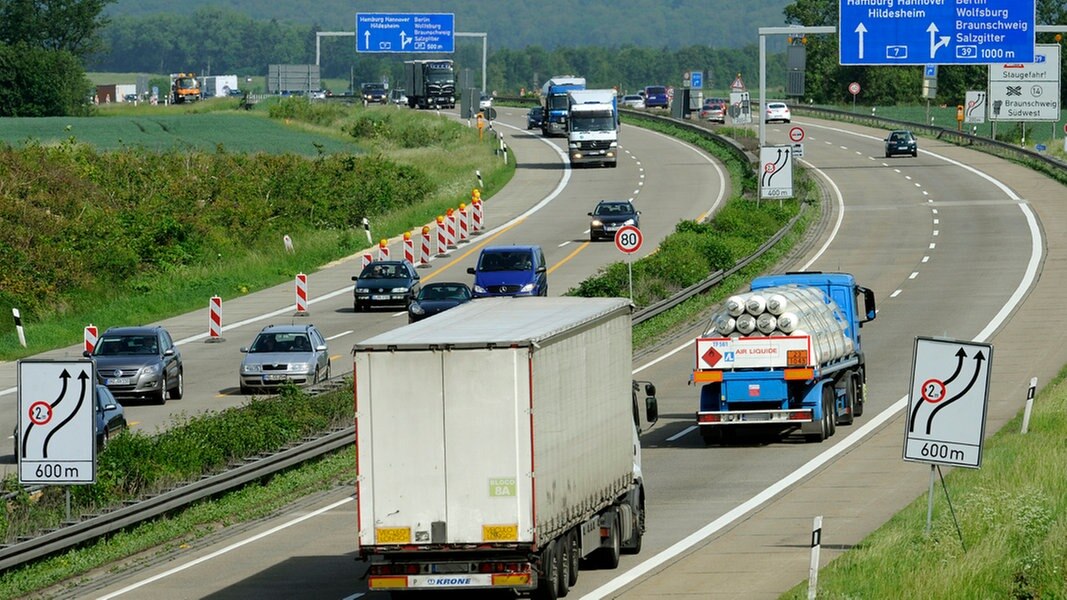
[540,75,585,137]
[169,73,201,104]
[566,89,619,168]
[643,85,669,109]
[403,59,456,109]
[354,297,658,598]
[201,75,240,98]
[693,272,876,444]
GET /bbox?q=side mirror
[645,396,659,425]
[239,347,249,353]
[644,383,657,397]
[83,350,91,357]
[316,345,328,352]
[535,266,547,274]
[163,348,174,357]
[588,211,594,216]
[467,267,476,275]
[352,276,359,281]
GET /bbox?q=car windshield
[360,264,404,279]
[252,333,311,353]
[479,252,532,271]
[419,285,470,301]
[595,203,632,216]
[570,112,615,132]
[95,335,158,356]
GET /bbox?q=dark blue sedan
[407,282,473,323]
[527,106,544,130]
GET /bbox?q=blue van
[643,85,669,109]
[466,245,548,298]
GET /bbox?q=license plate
[106,378,130,385]
[376,527,411,544]
[371,295,391,301]
[605,224,619,230]
[263,374,288,382]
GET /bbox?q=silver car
[87,325,183,405]
[239,324,331,394]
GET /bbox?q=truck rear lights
[370,563,419,575]
[478,561,530,573]
[697,413,722,423]
[791,410,813,421]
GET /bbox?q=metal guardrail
[794,105,1067,182]
[0,425,353,572]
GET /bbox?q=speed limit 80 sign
[614,225,642,254]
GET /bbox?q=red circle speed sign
[848,81,861,96]
[614,225,642,254]
[789,126,804,142]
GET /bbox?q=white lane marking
[932,208,938,214]
[890,289,903,297]
[909,272,918,279]
[1,125,574,399]
[666,426,696,442]
[96,497,354,599]
[325,331,353,341]
[934,219,940,224]
[905,175,912,180]
[930,243,936,249]
[933,230,940,236]
[922,256,930,263]
[581,120,1044,600]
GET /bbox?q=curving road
[23,111,1067,600]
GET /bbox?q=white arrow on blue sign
[839,0,1034,66]
[356,13,455,54]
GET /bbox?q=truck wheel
[825,387,837,437]
[535,541,560,600]
[854,371,866,417]
[556,535,571,597]
[622,498,644,554]
[566,528,580,587]
[838,376,857,426]
[596,510,621,569]
[806,389,833,443]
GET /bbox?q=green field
[0,112,362,155]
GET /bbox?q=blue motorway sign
[356,13,454,53]
[691,71,703,90]
[839,0,1034,65]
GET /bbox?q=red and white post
[419,226,432,268]
[84,324,98,354]
[436,216,448,256]
[83,324,98,354]
[207,295,225,343]
[472,197,483,233]
[378,239,390,260]
[362,252,373,270]
[446,208,457,249]
[403,231,415,264]
[458,203,469,243]
[295,273,309,316]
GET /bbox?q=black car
[884,130,918,157]
[352,260,421,311]
[361,82,388,104]
[85,325,183,405]
[407,282,473,323]
[588,200,641,241]
[527,106,544,130]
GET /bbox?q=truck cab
[566,89,620,168]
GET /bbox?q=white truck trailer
[354,297,658,598]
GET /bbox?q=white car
[621,94,645,109]
[479,94,493,110]
[764,101,791,123]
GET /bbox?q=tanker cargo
[695,272,876,444]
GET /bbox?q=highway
[14,108,1067,600]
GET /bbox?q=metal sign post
[614,225,643,303]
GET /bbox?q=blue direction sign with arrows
[839,0,1034,65]
[356,13,455,53]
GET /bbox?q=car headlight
[242,363,262,374]
[624,218,635,226]
[610,141,618,148]
[391,287,410,293]
[473,284,488,294]
[409,303,425,315]
[520,283,535,293]
[591,219,603,227]
[142,364,160,376]
[293,362,314,374]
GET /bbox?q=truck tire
[838,375,857,426]
[825,387,837,437]
[535,541,561,600]
[622,494,644,555]
[596,510,621,569]
[565,528,580,587]
[854,369,866,417]
[806,388,833,443]
[556,535,571,597]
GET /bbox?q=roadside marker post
[436,216,448,256]
[419,226,432,268]
[1021,377,1037,434]
[403,232,415,264]
[206,296,224,343]
[84,324,98,354]
[294,273,309,317]
[378,239,389,261]
[12,308,26,347]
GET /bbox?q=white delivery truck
[354,297,658,599]
[566,89,620,167]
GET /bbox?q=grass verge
[782,366,1067,599]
